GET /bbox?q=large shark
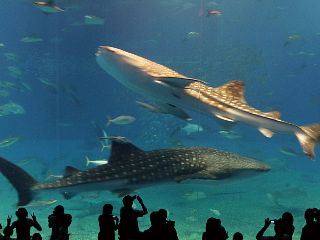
[96,46,320,158]
[0,140,270,206]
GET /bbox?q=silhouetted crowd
[1,195,320,239]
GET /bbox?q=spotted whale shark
[96,46,320,158]
[0,140,270,206]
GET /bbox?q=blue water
[1,0,320,239]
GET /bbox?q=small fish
[136,101,164,113]
[0,137,20,148]
[283,34,303,47]
[106,115,136,126]
[0,43,4,47]
[280,147,299,157]
[186,32,201,39]
[20,37,43,43]
[182,123,204,135]
[85,156,108,167]
[207,10,222,16]
[100,135,129,143]
[209,208,221,216]
[84,15,105,25]
[4,52,17,61]
[34,0,64,14]
[219,130,242,139]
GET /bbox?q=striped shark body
[95,46,320,158]
[0,140,270,206]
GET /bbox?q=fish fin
[85,156,90,167]
[258,128,274,138]
[159,103,192,121]
[214,113,234,122]
[106,116,112,127]
[264,111,281,120]
[63,166,80,178]
[214,80,246,103]
[296,123,320,159]
[109,140,145,164]
[155,77,206,89]
[111,188,134,197]
[0,157,37,206]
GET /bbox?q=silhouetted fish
[0,140,269,206]
[96,46,320,158]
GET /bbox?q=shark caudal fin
[296,124,320,159]
[0,157,37,206]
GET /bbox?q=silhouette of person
[256,212,294,240]
[32,232,42,240]
[142,211,162,240]
[202,217,228,240]
[300,208,317,240]
[8,208,42,240]
[2,216,13,240]
[233,232,243,240]
[158,209,179,240]
[118,195,148,240]
[98,203,119,240]
[48,205,72,240]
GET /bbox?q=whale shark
[0,139,270,206]
[96,46,320,158]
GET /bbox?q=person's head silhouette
[16,208,28,219]
[53,205,64,215]
[233,232,243,240]
[122,195,135,208]
[32,232,42,240]
[103,204,113,215]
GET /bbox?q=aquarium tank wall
[0,0,320,239]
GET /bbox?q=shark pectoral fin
[155,77,205,89]
[214,113,234,122]
[111,188,134,197]
[297,124,320,159]
[258,128,274,138]
[64,166,80,178]
[159,103,192,121]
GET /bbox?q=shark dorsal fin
[214,80,246,103]
[64,166,80,178]
[264,111,281,120]
[155,77,206,89]
[109,140,144,164]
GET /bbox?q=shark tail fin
[85,156,91,167]
[0,157,37,206]
[296,124,320,159]
[106,116,112,127]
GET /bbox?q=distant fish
[85,156,108,167]
[34,0,64,14]
[4,52,17,61]
[182,123,204,135]
[219,130,242,139]
[0,137,20,148]
[84,15,105,25]
[0,43,4,47]
[20,36,43,43]
[209,208,221,217]
[186,32,201,39]
[106,115,136,126]
[207,10,222,16]
[136,101,164,113]
[283,34,303,47]
[280,147,300,157]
